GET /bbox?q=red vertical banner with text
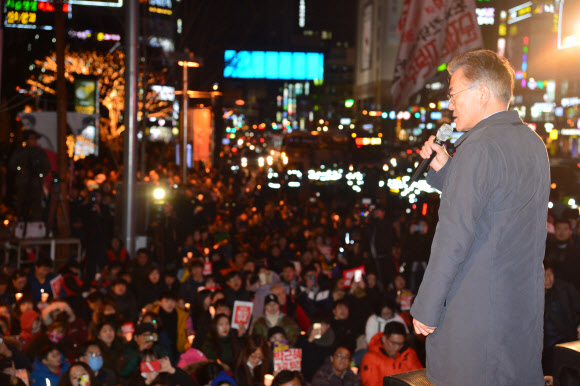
[391,0,483,108]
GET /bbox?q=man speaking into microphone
[410,50,549,386]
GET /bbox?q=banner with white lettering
[274,348,302,373]
[391,0,483,108]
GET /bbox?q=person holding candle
[28,258,56,303]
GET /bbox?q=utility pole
[182,63,188,183]
[55,0,70,236]
[122,0,139,256]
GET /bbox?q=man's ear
[479,84,491,105]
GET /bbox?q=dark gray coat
[411,111,550,386]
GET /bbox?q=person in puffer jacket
[360,321,422,386]
[19,309,42,352]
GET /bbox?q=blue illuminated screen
[224,50,324,80]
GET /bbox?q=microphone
[410,123,453,182]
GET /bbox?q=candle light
[188,335,195,345]
[185,303,190,310]
[209,306,215,318]
[41,293,49,303]
[264,374,274,386]
[15,293,23,301]
[187,252,193,258]
[350,367,358,375]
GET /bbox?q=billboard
[4,1,71,30]
[17,112,100,159]
[69,0,122,7]
[224,50,324,80]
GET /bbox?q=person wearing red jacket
[361,321,422,386]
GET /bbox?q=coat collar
[454,110,522,148]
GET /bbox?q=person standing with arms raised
[411,49,550,385]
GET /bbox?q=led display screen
[224,50,324,80]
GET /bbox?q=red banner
[391,0,483,108]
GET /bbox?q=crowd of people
[0,151,578,385]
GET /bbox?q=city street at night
[0,1,579,385]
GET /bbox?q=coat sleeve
[425,157,452,191]
[360,353,381,386]
[411,141,499,327]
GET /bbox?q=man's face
[554,223,572,242]
[449,67,482,132]
[35,266,51,278]
[333,304,349,320]
[330,347,351,375]
[382,333,405,357]
[80,344,102,365]
[136,253,148,266]
[112,283,126,296]
[545,268,554,290]
[43,349,62,369]
[227,276,242,291]
[282,267,295,282]
[191,266,203,279]
[270,288,287,305]
[160,298,176,313]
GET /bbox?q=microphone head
[436,124,453,142]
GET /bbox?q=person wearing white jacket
[364,298,408,344]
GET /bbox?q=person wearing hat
[252,294,300,346]
[8,128,51,221]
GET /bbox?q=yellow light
[551,183,557,189]
[549,130,558,140]
[178,61,200,67]
[429,102,436,109]
[153,188,166,200]
[351,133,356,138]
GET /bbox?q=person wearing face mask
[25,320,73,362]
[77,341,116,386]
[234,335,270,386]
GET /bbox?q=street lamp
[178,57,200,184]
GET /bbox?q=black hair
[195,361,226,386]
[37,344,61,361]
[310,310,332,325]
[59,362,99,386]
[136,248,150,257]
[35,257,53,268]
[77,340,102,358]
[376,296,397,316]
[159,290,177,301]
[272,370,306,386]
[383,321,407,338]
[333,299,349,310]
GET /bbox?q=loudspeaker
[383,369,434,386]
[554,340,580,386]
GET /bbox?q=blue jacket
[28,273,56,303]
[30,355,70,385]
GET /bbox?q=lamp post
[178,58,200,184]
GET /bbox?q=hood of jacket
[41,300,76,325]
[21,309,41,332]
